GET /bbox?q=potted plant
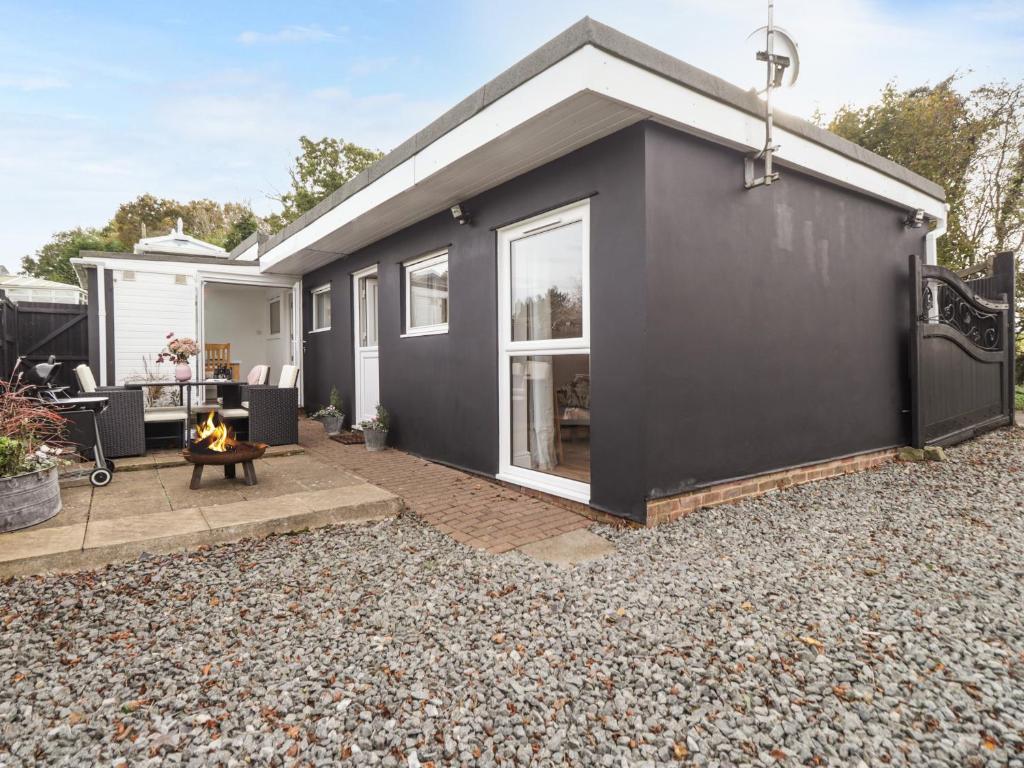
[311,387,345,435]
[0,377,69,533]
[360,405,390,452]
[156,332,199,382]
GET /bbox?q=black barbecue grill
[15,356,115,487]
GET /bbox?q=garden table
[126,379,244,445]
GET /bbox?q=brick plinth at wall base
[645,448,897,527]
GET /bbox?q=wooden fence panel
[0,292,17,380]
[7,300,89,390]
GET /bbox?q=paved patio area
[299,420,595,554]
[0,448,401,578]
[0,419,608,576]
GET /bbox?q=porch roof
[259,16,947,276]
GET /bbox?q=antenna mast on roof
[744,0,800,190]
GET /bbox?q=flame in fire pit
[194,411,235,453]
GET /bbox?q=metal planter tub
[0,466,62,533]
[320,414,344,436]
[364,429,387,452]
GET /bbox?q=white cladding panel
[113,269,196,384]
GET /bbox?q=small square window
[311,285,331,332]
[404,251,448,336]
[269,298,281,336]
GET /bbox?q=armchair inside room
[73,364,146,458]
[556,373,590,441]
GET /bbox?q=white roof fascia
[259,45,944,275]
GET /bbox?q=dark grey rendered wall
[642,122,928,503]
[303,124,648,518]
[304,120,929,522]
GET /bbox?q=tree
[267,136,383,231]
[21,228,124,285]
[828,78,987,269]
[110,194,263,251]
[222,209,261,252]
[829,78,1024,347]
[963,82,1024,258]
[110,194,177,251]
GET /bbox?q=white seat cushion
[219,408,249,419]
[75,364,97,393]
[278,364,299,389]
[143,407,188,423]
[246,365,269,385]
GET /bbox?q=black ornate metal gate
[909,253,1016,447]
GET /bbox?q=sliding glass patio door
[497,200,590,503]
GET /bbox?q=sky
[1,0,1023,274]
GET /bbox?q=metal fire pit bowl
[182,441,268,489]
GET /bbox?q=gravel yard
[1,428,1022,767]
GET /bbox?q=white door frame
[352,264,380,427]
[496,199,591,504]
[197,273,303,403]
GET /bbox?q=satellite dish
[745,25,800,91]
[743,1,800,190]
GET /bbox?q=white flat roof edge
[260,42,945,273]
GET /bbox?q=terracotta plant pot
[175,363,192,382]
[0,466,61,533]
[364,428,387,452]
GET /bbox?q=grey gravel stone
[0,428,1022,766]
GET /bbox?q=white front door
[353,266,380,426]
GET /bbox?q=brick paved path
[300,421,590,554]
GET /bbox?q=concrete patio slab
[83,508,208,551]
[517,528,617,566]
[202,485,401,543]
[0,444,403,577]
[0,523,87,563]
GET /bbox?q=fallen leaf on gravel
[673,742,688,759]
[287,726,301,739]
[740,601,753,611]
[982,738,998,751]
[201,664,212,676]
[68,712,83,725]
[209,597,219,607]
[770,748,787,761]
[799,636,824,648]
[491,633,505,644]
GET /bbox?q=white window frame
[402,249,449,337]
[496,198,591,504]
[268,296,282,338]
[310,284,331,333]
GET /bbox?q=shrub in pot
[360,405,390,452]
[0,377,69,533]
[311,387,345,435]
